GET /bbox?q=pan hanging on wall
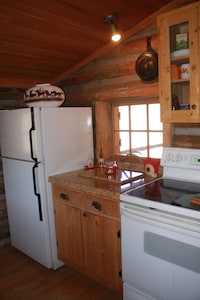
[135,37,158,81]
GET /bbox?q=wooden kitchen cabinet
[82,194,121,291]
[157,2,200,123]
[53,187,84,271]
[82,212,121,289]
[52,186,122,292]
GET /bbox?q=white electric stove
[120,147,200,300]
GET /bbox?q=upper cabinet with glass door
[157,2,200,123]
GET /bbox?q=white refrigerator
[0,107,94,269]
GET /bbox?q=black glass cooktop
[127,178,200,211]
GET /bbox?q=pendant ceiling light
[104,14,121,42]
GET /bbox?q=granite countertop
[49,167,158,200]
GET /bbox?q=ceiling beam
[0,77,39,89]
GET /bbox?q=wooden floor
[0,244,123,300]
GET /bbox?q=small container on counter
[98,158,105,168]
[104,161,117,175]
[87,159,94,168]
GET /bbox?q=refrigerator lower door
[2,158,52,268]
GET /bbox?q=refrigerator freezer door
[39,107,94,174]
[0,107,94,170]
[0,108,42,162]
[2,158,52,268]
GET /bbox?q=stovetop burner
[127,178,200,211]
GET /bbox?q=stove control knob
[166,153,173,162]
[175,153,182,162]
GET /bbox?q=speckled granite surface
[49,168,157,200]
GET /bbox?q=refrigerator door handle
[29,108,37,162]
[32,162,43,221]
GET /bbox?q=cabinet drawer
[53,186,80,207]
[85,195,119,218]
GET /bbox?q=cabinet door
[54,203,84,270]
[157,2,200,123]
[82,212,121,290]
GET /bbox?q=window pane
[113,103,163,159]
[131,132,147,156]
[119,106,129,130]
[119,132,130,154]
[149,132,163,158]
[149,104,163,130]
[131,105,147,130]
[150,146,163,158]
[149,132,163,146]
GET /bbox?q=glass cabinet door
[170,21,190,111]
[157,3,199,123]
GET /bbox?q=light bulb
[111,33,121,42]
[104,14,121,43]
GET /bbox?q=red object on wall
[144,158,159,175]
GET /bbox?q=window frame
[112,98,163,158]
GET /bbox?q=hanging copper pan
[135,37,158,81]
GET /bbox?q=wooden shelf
[171,78,189,84]
[171,55,189,63]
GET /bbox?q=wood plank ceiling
[0,0,194,88]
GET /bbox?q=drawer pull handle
[60,193,68,201]
[92,201,102,211]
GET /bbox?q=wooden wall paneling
[95,102,113,161]
[113,106,120,155]
[63,36,158,86]
[63,36,159,106]
[64,80,159,106]
[95,84,159,102]
[0,88,25,109]
[172,123,200,148]
[173,135,200,148]
[163,123,174,147]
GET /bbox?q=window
[113,102,163,158]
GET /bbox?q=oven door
[121,203,200,300]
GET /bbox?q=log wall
[61,36,159,106]
[60,34,200,158]
[0,88,25,110]
[172,123,200,149]
[0,33,199,158]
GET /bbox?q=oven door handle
[121,205,200,237]
[121,206,164,223]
